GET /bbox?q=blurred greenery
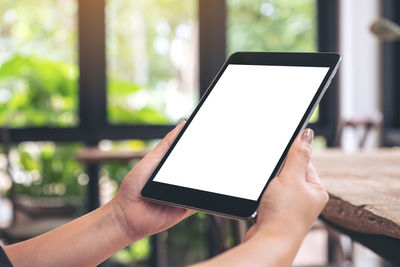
[165,213,209,265]
[11,142,86,198]
[106,0,197,87]
[112,237,151,264]
[0,55,172,127]
[0,0,78,126]
[0,55,78,127]
[107,79,171,124]
[227,0,316,53]
[106,0,198,124]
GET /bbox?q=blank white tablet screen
[153,64,329,201]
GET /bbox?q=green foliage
[14,142,85,198]
[107,80,171,124]
[0,55,78,127]
[227,0,317,53]
[112,237,151,264]
[0,0,78,65]
[166,213,209,265]
[106,0,196,87]
[0,54,172,127]
[106,0,197,124]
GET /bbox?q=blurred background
[0,0,399,266]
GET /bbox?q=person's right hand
[244,128,329,242]
[191,129,329,267]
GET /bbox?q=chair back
[335,112,382,149]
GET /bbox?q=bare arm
[192,227,306,267]
[4,199,131,266]
[4,121,194,267]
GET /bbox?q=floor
[293,224,385,267]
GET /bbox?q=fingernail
[301,128,314,145]
[178,119,186,125]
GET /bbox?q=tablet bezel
[141,52,341,219]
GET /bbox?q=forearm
[4,199,134,267]
[193,227,305,267]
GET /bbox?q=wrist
[252,219,308,245]
[244,226,305,267]
[102,199,137,248]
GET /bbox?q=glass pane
[227,0,319,122]
[0,0,79,127]
[106,0,198,125]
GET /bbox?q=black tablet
[141,52,340,220]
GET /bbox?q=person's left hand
[112,120,196,241]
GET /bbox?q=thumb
[147,120,186,158]
[279,128,314,180]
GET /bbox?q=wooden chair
[336,112,382,148]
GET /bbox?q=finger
[162,204,197,218]
[242,225,257,243]
[279,128,314,180]
[306,163,319,181]
[169,206,197,222]
[129,120,186,179]
[306,163,324,187]
[182,209,197,218]
[147,120,186,158]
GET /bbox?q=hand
[244,128,329,242]
[192,129,328,267]
[3,121,195,267]
[113,120,196,242]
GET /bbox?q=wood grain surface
[312,148,400,239]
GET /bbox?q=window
[0,1,339,146]
[106,0,198,125]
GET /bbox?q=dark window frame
[314,0,339,146]
[382,0,400,146]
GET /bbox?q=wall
[339,0,381,151]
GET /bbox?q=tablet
[141,52,340,219]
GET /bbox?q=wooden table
[75,147,149,210]
[313,148,400,265]
[76,147,149,163]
